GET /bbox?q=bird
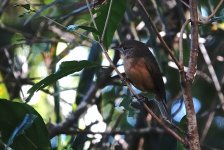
[114,40,169,119]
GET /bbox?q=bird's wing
[143,51,166,102]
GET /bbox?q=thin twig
[199,43,224,110]
[42,15,96,43]
[101,0,113,42]
[200,111,215,143]
[3,48,25,99]
[199,0,224,24]
[142,103,188,146]
[49,126,164,136]
[179,19,190,67]
[179,0,190,8]
[137,0,181,70]
[24,0,63,25]
[85,0,98,31]
[207,0,224,19]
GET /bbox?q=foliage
[0,0,224,149]
[0,99,51,150]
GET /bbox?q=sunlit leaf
[26,60,99,102]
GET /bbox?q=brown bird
[115,40,169,118]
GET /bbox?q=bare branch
[181,0,201,149]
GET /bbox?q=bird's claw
[130,94,148,109]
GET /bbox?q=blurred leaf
[76,42,102,105]
[211,16,224,22]
[31,43,50,53]
[18,4,31,10]
[66,25,100,35]
[0,99,51,150]
[119,95,132,109]
[177,141,187,150]
[26,60,99,102]
[0,74,9,99]
[179,116,187,132]
[94,0,127,48]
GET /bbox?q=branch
[199,42,224,110]
[137,0,181,70]
[179,19,190,67]
[142,103,188,146]
[85,0,98,31]
[186,1,199,81]
[200,111,215,143]
[49,83,99,138]
[101,0,113,42]
[199,0,224,24]
[49,126,164,136]
[181,0,201,149]
[24,0,63,25]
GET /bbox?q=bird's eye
[122,46,128,50]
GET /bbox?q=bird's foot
[121,77,127,86]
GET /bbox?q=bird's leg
[121,76,132,86]
[121,78,127,86]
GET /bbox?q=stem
[101,0,113,42]
[199,43,224,110]
[182,0,201,149]
[179,19,190,67]
[85,0,98,30]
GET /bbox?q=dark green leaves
[94,0,127,48]
[7,114,37,148]
[26,60,99,102]
[0,99,51,150]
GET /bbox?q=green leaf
[7,114,37,147]
[119,95,132,109]
[15,4,31,10]
[66,25,100,35]
[0,99,51,150]
[94,0,127,48]
[177,141,187,150]
[26,60,99,102]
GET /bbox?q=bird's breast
[123,57,154,92]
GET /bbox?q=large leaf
[26,60,99,101]
[94,0,127,48]
[0,99,51,150]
